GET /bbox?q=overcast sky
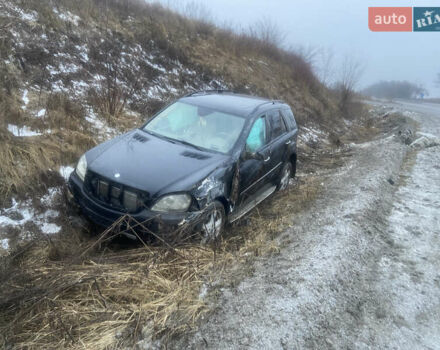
[153,0,440,97]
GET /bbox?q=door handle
[263,156,270,162]
[285,140,291,145]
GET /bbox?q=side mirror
[254,151,264,161]
[243,148,264,161]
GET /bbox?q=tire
[201,200,226,243]
[277,162,292,191]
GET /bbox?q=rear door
[264,109,290,184]
[281,108,298,148]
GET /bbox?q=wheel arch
[214,196,231,215]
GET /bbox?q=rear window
[268,110,287,140]
[282,109,297,130]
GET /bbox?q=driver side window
[245,116,267,153]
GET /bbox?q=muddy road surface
[175,101,440,350]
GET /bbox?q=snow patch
[37,109,46,117]
[300,126,326,144]
[75,44,89,62]
[0,198,61,234]
[21,89,29,109]
[8,124,42,137]
[41,187,61,206]
[85,109,117,139]
[20,10,38,22]
[199,283,208,300]
[41,223,61,234]
[1,239,8,250]
[0,198,61,236]
[410,135,440,150]
[53,8,80,26]
[59,166,74,181]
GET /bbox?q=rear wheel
[277,162,292,191]
[201,201,225,243]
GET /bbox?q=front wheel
[277,162,292,191]
[201,201,225,243]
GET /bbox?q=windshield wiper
[174,139,206,152]
[143,129,178,144]
[142,129,208,152]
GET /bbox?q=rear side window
[268,110,287,140]
[282,109,297,130]
[246,116,267,153]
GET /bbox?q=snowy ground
[172,101,440,349]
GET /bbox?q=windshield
[143,101,246,153]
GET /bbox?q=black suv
[68,91,298,240]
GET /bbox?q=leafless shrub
[295,45,320,66]
[315,47,335,87]
[247,17,286,49]
[334,55,364,116]
[87,35,143,118]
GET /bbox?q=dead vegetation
[0,176,321,349]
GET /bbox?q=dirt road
[177,101,440,349]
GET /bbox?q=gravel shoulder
[176,102,440,349]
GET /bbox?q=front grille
[85,172,148,213]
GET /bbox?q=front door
[238,115,270,205]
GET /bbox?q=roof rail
[249,99,285,115]
[184,89,234,97]
[272,99,285,104]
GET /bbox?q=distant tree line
[363,80,427,99]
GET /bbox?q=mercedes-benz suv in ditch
[68,91,298,241]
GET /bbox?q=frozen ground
[174,101,440,349]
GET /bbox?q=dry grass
[0,176,320,349]
[0,134,58,201]
[0,88,98,201]
[0,126,96,202]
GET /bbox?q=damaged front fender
[191,161,237,213]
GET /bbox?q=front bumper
[68,172,204,235]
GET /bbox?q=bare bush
[87,35,143,118]
[315,47,335,87]
[335,55,364,115]
[295,45,319,65]
[247,17,286,49]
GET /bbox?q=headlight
[151,194,191,212]
[76,154,87,181]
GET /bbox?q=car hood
[87,130,228,197]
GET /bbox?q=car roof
[179,92,287,118]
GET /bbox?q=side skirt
[228,185,277,223]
